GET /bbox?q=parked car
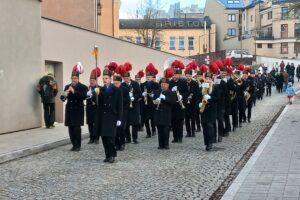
[226,50,253,58]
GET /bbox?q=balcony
[255,30,274,40]
[272,0,300,4]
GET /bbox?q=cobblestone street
[0,88,294,200]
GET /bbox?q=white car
[226,50,253,59]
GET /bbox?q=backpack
[43,83,55,98]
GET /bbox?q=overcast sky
[119,0,207,18]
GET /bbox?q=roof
[244,0,263,9]
[217,0,245,10]
[119,17,212,30]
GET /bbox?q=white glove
[244,91,248,97]
[204,94,211,100]
[178,95,182,101]
[150,94,154,98]
[129,92,133,98]
[171,86,177,92]
[116,120,122,127]
[87,90,92,98]
[159,94,166,100]
[130,97,134,101]
[199,103,203,108]
[142,92,147,97]
[154,98,161,105]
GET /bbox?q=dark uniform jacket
[153,89,176,126]
[97,84,123,137]
[122,80,142,126]
[62,82,88,126]
[140,81,160,120]
[185,79,200,117]
[169,78,189,120]
[215,77,228,114]
[226,78,238,115]
[120,85,130,129]
[86,85,99,125]
[201,85,220,123]
[38,75,58,104]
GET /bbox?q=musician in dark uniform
[60,68,88,152]
[199,69,220,151]
[122,63,142,144]
[86,69,101,144]
[113,72,129,151]
[244,68,256,123]
[135,71,144,132]
[153,71,176,149]
[169,60,188,143]
[224,66,233,136]
[257,71,266,100]
[235,64,247,128]
[97,69,123,163]
[184,65,200,137]
[227,70,239,132]
[141,64,159,138]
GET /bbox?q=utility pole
[239,10,243,63]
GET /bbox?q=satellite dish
[163,57,177,70]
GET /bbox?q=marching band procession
[45,56,267,164]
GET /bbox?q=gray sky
[119,0,206,18]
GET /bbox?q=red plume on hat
[244,67,252,74]
[91,67,101,77]
[146,63,158,75]
[115,65,127,77]
[171,59,185,69]
[215,60,224,69]
[199,64,208,73]
[164,67,174,79]
[223,58,233,67]
[107,61,118,73]
[227,66,233,74]
[72,62,84,74]
[124,62,132,72]
[186,60,198,70]
[210,62,219,74]
[184,65,193,74]
[137,70,145,78]
[237,63,245,71]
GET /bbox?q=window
[268,11,272,20]
[268,44,273,48]
[126,36,132,42]
[136,37,141,44]
[179,36,185,50]
[295,23,300,38]
[295,9,300,19]
[228,14,236,22]
[227,28,236,36]
[257,44,262,48]
[227,0,240,3]
[155,37,161,49]
[281,24,288,38]
[169,37,175,50]
[146,37,152,47]
[282,7,288,20]
[251,15,253,22]
[281,43,288,54]
[188,37,194,50]
[295,42,300,54]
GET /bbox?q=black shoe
[88,140,94,144]
[248,119,251,123]
[205,144,213,151]
[139,127,144,132]
[120,145,125,151]
[164,146,170,150]
[146,135,151,138]
[224,132,229,137]
[108,157,115,163]
[49,126,55,129]
[133,140,139,144]
[158,146,164,149]
[152,131,156,136]
[192,133,196,137]
[218,136,222,143]
[196,128,201,132]
[171,139,178,143]
[125,139,131,143]
[46,126,50,129]
[94,140,99,144]
[74,147,80,152]
[103,158,109,162]
[232,127,236,132]
[70,147,75,151]
[185,134,191,137]
[178,138,183,143]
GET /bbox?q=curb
[0,133,89,164]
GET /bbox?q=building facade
[119,18,216,57]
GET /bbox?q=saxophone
[176,89,185,109]
[200,87,209,113]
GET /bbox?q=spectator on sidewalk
[280,60,285,72]
[285,62,291,73]
[289,63,295,78]
[266,73,274,96]
[282,70,289,92]
[37,73,58,129]
[275,72,284,93]
[296,64,300,82]
[286,82,296,105]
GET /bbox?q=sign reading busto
[155,20,203,29]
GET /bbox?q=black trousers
[231,98,238,127]
[202,122,214,146]
[68,126,81,148]
[266,86,272,96]
[217,110,225,137]
[43,103,55,127]
[115,127,125,149]
[196,111,201,130]
[172,118,184,141]
[224,113,231,132]
[101,136,116,159]
[185,114,196,136]
[126,125,138,142]
[145,118,156,136]
[238,97,246,123]
[157,125,170,148]
[246,98,253,120]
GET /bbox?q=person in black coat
[195,71,205,132]
[169,68,188,143]
[60,70,88,152]
[245,74,255,123]
[97,69,123,163]
[141,67,160,138]
[122,71,142,144]
[227,74,238,132]
[86,72,100,144]
[153,77,176,149]
[237,72,247,127]
[199,72,220,151]
[184,68,200,137]
[113,75,130,151]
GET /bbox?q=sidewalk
[222,90,300,200]
[0,124,88,164]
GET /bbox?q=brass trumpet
[187,93,193,104]
[176,89,185,109]
[231,73,243,86]
[200,87,209,113]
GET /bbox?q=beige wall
[243,5,260,33]
[42,0,95,31]
[118,27,215,57]
[0,0,42,134]
[260,9,273,28]
[99,0,120,37]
